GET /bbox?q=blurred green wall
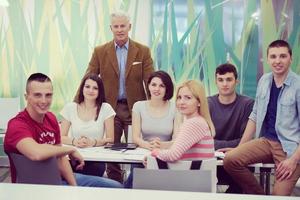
[0,0,299,114]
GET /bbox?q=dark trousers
[124,163,144,188]
[217,166,243,193]
[71,161,105,177]
[106,101,132,183]
[114,101,132,143]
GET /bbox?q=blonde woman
[151,80,215,161]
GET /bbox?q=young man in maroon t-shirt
[4,73,121,188]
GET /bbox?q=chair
[133,156,217,192]
[0,97,20,130]
[127,125,133,143]
[0,97,20,167]
[9,153,62,185]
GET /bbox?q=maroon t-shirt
[4,109,60,183]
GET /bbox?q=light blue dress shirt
[115,41,129,100]
[249,70,300,158]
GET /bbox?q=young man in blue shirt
[224,40,300,195]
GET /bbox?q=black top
[263,79,281,141]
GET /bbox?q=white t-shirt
[60,102,115,139]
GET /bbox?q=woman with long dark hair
[60,73,114,177]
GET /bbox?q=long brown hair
[75,73,106,121]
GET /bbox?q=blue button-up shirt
[249,70,300,158]
[115,41,129,100]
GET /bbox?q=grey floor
[0,167,10,183]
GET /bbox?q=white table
[77,147,275,194]
[76,146,150,163]
[0,183,298,200]
[77,147,224,164]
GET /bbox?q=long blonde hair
[176,80,215,137]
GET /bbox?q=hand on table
[74,136,94,148]
[149,137,161,150]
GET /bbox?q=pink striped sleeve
[153,117,210,162]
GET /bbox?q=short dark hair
[147,70,174,101]
[267,39,292,56]
[215,63,238,79]
[26,73,52,93]
[75,73,106,120]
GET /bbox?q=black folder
[104,143,137,150]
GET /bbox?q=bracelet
[71,138,75,146]
[93,139,97,147]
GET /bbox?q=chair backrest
[9,153,62,185]
[127,125,133,143]
[133,168,212,192]
[0,97,20,130]
[133,156,217,192]
[120,125,133,143]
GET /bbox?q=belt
[117,99,127,104]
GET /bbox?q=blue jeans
[62,173,123,188]
[124,163,144,188]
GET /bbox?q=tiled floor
[0,167,10,183]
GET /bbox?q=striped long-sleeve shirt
[151,116,214,162]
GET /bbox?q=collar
[114,40,129,50]
[283,70,293,86]
[270,69,293,87]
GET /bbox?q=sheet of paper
[214,151,225,158]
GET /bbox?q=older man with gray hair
[78,11,154,183]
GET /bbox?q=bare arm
[60,119,72,145]
[132,111,153,150]
[291,146,300,163]
[96,115,114,146]
[239,119,256,145]
[57,156,77,186]
[16,138,76,161]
